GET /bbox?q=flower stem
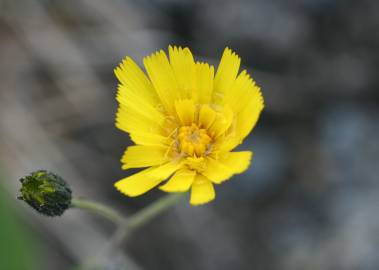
[71,193,185,270]
[127,193,184,231]
[70,193,184,231]
[70,198,126,225]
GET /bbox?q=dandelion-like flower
[114,46,264,205]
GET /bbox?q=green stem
[127,193,184,231]
[71,198,126,225]
[71,193,184,270]
[71,193,184,231]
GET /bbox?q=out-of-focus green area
[0,179,41,270]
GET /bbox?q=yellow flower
[114,46,264,205]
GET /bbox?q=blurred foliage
[0,174,42,270]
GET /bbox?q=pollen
[178,124,211,157]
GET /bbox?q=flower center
[178,124,211,157]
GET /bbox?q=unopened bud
[18,170,72,217]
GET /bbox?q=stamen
[177,124,212,157]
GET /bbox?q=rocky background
[0,0,378,269]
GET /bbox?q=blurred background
[1,0,379,269]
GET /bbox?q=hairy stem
[127,193,184,231]
[72,193,184,270]
[71,193,184,230]
[71,198,126,225]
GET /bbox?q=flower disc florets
[177,124,212,157]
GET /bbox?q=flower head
[18,170,72,216]
[114,46,264,205]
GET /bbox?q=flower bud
[18,170,72,217]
